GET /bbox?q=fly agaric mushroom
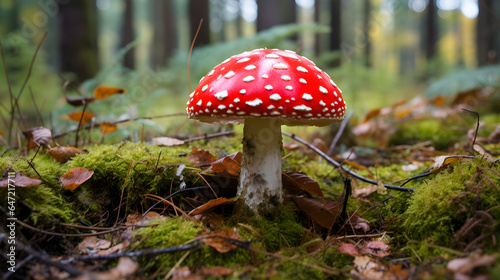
[187,48,346,213]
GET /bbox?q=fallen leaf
[353,217,370,233]
[198,228,241,253]
[67,111,95,124]
[431,155,474,172]
[23,127,52,148]
[447,254,497,275]
[360,241,390,257]
[473,144,496,162]
[97,240,130,256]
[203,152,242,176]
[338,243,360,256]
[352,184,378,198]
[282,170,323,197]
[189,197,236,216]
[59,167,94,191]
[90,257,138,280]
[125,211,162,225]
[77,236,111,254]
[48,146,85,163]
[430,95,445,106]
[362,108,382,123]
[0,173,42,188]
[292,196,341,228]
[351,255,410,280]
[173,267,198,280]
[199,266,233,277]
[100,122,118,135]
[64,94,95,107]
[188,147,217,165]
[152,137,185,146]
[94,86,127,100]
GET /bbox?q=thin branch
[461,108,480,147]
[328,111,353,156]
[282,132,412,192]
[188,19,203,93]
[183,131,234,143]
[15,219,126,237]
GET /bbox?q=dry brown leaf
[199,266,233,277]
[64,94,95,107]
[199,228,241,253]
[353,216,370,233]
[0,173,42,188]
[152,137,185,146]
[189,197,235,216]
[97,240,130,256]
[125,211,162,225]
[173,267,199,280]
[431,155,474,172]
[352,184,378,198]
[77,236,111,254]
[188,147,217,165]
[59,167,94,191]
[360,241,390,257]
[430,95,445,106]
[351,256,410,280]
[473,144,496,162]
[89,257,138,280]
[292,196,341,228]
[282,170,323,197]
[447,254,497,275]
[94,86,127,100]
[23,127,52,148]
[338,243,360,256]
[203,152,242,176]
[48,146,85,163]
[100,122,118,135]
[362,108,382,124]
[67,111,95,124]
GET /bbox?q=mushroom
[187,48,346,213]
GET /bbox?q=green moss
[390,119,464,151]
[402,158,500,247]
[133,217,250,272]
[237,204,304,252]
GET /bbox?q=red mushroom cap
[186,48,346,126]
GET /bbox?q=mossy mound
[402,158,500,251]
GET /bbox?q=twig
[114,160,134,227]
[328,111,353,156]
[26,160,53,188]
[143,186,210,216]
[74,101,88,147]
[0,234,82,277]
[145,194,202,227]
[282,132,412,192]
[399,171,433,187]
[188,19,203,93]
[461,108,480,147]
[52,112,186,139]
[15,219,126,237]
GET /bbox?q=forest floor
[1,89,500,279]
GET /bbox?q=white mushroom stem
[238,118,283,212]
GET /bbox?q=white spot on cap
[267,105,275,110]
[240,89,246,94]
[218,105,226,110]
[285,100,290,103]
[338,97,343,101]
[237,111,246,115]
[196,100,202,106]
[314,66,321,72]
[297,66,308,73]
[286,85,293,91]
[189,91,195,97]
[246,98,263,107]
[229,104,233,108]
[202,85,208,92]
[299,78,307,84]
[334,91,338,97]
[222,58,230,64]
[237,57,251,63]
[317,74,322,79]
[330,79,337,87]
[207,101,212,107]
[266,53,280,58]
[208,69,215,76]
[265,85,273,91]
[270,111,281,115]
[302,93,313,100]
[199,76,205,82]
[269,94,281,101]
[305,113,313,117]
[273,63,288,69]
[281,75,291,81]
[250,113,261,117]
[291,97,295,101]
[243,76,255,82]
[261,74,269,79]
[294,105,312,111]
[234,98,240,103]
[224,71,235,78]
[214,90,229,100]
[217,74,222,81]
[227,109,234,114]
[319,100,326,106]
[319,86,328,94]
[322,107,328,112]
[317,113,322,117]
[205,109,210,113]
[331,108,336,112]
[278,106,283,109]
[245,65,256,70]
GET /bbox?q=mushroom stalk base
[238,118,283,213]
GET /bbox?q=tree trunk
[477,0,500,65]
[189,0,210,47]
[121,0,135,69]
[425,0,438,60]
[151,0,178,68]
[329,0,341,66]
[363,0,371,67]
[57,0,98,83]
[256,0,296,32]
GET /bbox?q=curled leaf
[152,137,185,146]
[59,167,94,191]
[203,152,242,177]
[23,127,52,148]
[292,196,341,228]
[94,86,127,100]
[48,146,85,163]
[64,94,95,107]
[282,170,323,197]
[189,197,236,216]
[188,147,217,166]
[431,155,474,172]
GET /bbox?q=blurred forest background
[0,0,499,140]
